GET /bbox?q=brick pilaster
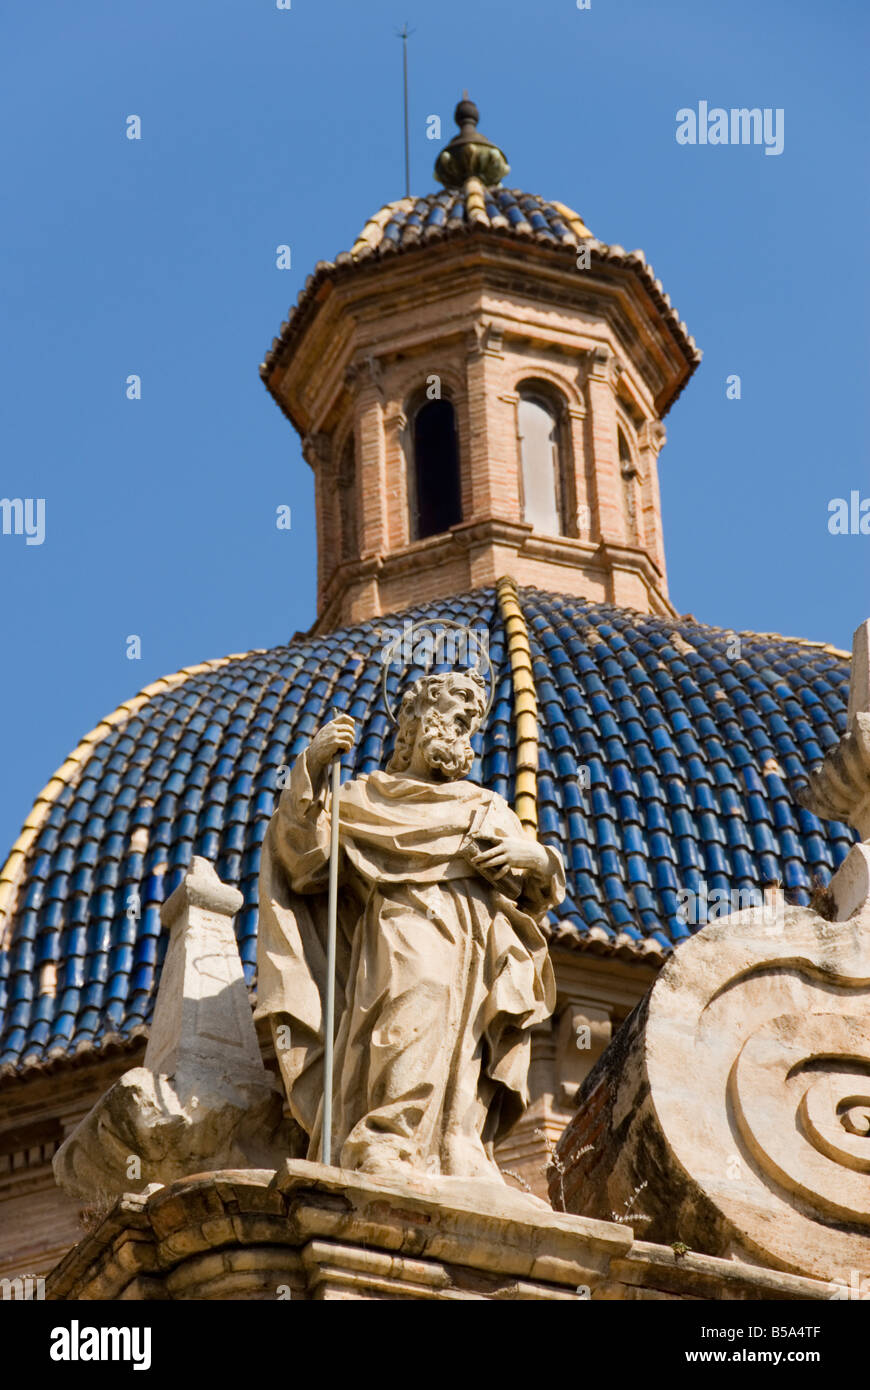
[582,346,625,548]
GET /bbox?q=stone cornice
[311,520,677,633]
[264,231,700,433]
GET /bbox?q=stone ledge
[607,1241,837,1303]
[45,1162,840,1301]
[274,1159,630,1290]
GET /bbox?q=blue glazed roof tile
[0,586,852,1069]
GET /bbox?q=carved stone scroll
[555,620,870,1284]
[554,900,870,1282]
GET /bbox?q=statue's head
[387,670,487,780]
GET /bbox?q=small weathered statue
[257,670,563,1183]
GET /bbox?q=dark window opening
[412,399,462,539]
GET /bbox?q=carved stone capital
[469,320,504,357]
[638,419,667,454]
[580,344,616,387]
[344,353,385,399]
[301,431,332,470]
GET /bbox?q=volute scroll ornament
[554,621,870,1284]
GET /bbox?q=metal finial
[434,94,510,190]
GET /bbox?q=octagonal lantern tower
[261,97,701,634]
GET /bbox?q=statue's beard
[418,710,474,780]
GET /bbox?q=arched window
[518,390,563,535]
[618,426,641,545]
[410,398,462,540]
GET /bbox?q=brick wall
[277,243,684,630]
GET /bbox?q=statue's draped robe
[257,751,563,1176]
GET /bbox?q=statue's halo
[380,619,495,724]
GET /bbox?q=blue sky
[1,0,867,853]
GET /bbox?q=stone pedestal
[45,1162,834,1301]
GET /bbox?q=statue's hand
[307,714,356,779]
[467,835,549,880]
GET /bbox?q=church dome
[0,587,852,1075]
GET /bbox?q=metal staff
[321,741,342,1166]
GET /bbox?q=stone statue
[257,669,563,1184]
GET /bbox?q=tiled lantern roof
[261,99,701,415]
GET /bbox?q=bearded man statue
[256,669,564,1186]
